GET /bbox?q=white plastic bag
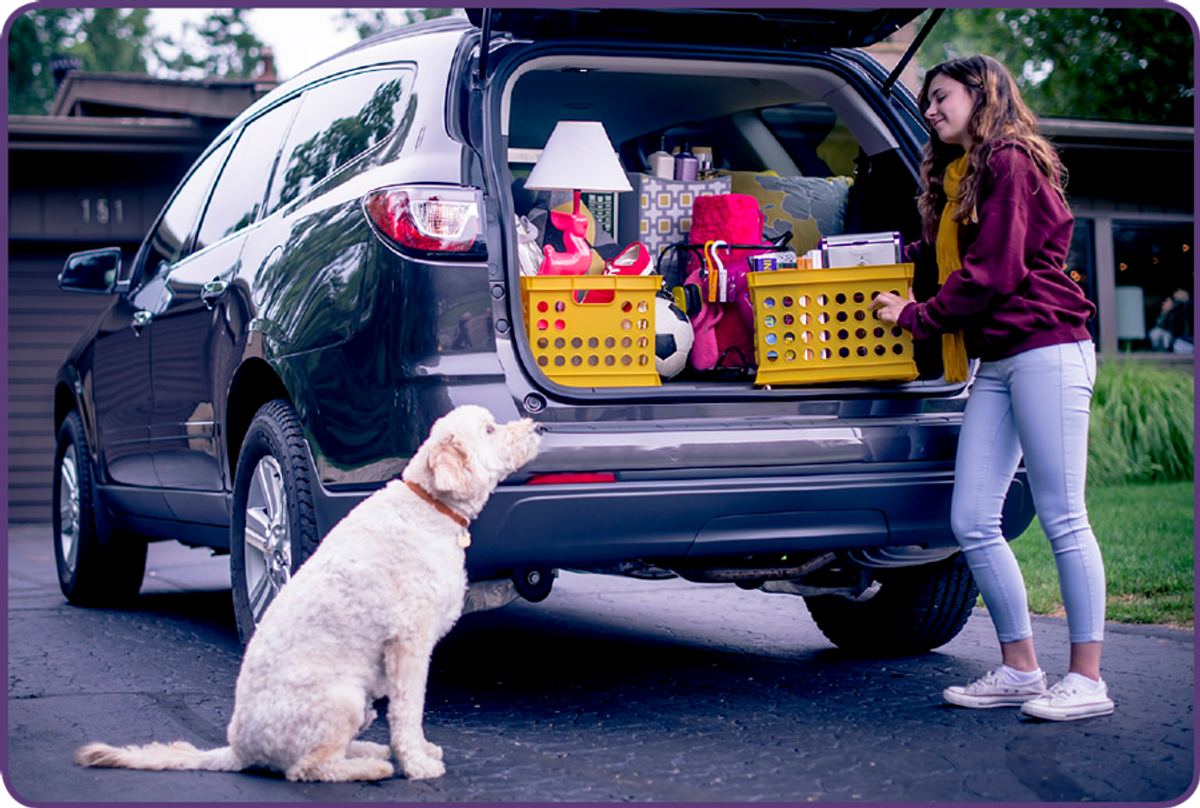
[516,215,542,276]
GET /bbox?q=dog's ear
[427,432,473,494]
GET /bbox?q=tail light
[363,185,486,258]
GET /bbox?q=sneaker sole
[1020,701,1115,721]
[943,689,1045,709]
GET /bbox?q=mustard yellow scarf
[935,153,972,383]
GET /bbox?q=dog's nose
[533,423,546,435]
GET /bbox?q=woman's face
[925,73,976,150]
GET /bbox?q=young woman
[871,55,1112,721]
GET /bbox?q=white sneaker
[1020,674,1114,721]
[943,668,1049,709]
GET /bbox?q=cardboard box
[618,174,732,257]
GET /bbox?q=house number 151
[81,198,123,226]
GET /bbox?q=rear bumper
[455,463,1033,577]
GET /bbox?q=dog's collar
[404,480,470,529]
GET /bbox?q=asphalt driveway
[7,522,1196,802]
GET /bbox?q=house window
[1067,219,1098,344]
[1112,222,1194,352]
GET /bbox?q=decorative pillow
[719,171,853,255]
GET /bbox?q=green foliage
[1088,362,1194,486]
[917,8,1195,125]
[8,8,153,114]
[1013,481,1194,627]
[158,8,266,80]
[9,7,270,114]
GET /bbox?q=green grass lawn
[1009,481,1194,629]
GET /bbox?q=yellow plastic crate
[521,275,661,387]
[748,264,919,386]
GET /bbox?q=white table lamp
[525,120,632,275]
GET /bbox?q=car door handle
[131,310,153,335]
[201,279,229,310]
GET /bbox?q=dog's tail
[75,741,243,773]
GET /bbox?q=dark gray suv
[53,9,1035,648]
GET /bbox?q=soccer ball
[654,291,694,379]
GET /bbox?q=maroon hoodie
[897,141,1095,361]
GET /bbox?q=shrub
[1088,361,1194,486]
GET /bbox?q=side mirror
[59,248,122,294]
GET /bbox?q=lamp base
[538,206,592,276]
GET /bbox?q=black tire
[804,554,979,655]
[52,411,147,605]
[229,400,319,645]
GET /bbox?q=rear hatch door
[467,8,922,50]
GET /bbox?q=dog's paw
[348,741,392,761]
[401,755,446,781]
[423,741,444,762]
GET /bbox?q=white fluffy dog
[76,404,541,782]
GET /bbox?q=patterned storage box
[748,264,919,386]
[521,275,661,388]
[618,174,732,256]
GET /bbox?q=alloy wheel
[242,455,291,624]
[57,450,81,576]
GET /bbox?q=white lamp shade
[525,120,633,194]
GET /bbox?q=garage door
[8,243,131,522]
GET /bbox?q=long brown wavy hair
[915,55,1067,244]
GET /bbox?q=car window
[759,103,860,178]
[133,136,234,286]
[195,99,298,250]
[266,69,410,215]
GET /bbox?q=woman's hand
[869,289,916,325]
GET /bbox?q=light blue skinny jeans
[950,340,1106,644]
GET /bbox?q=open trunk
[484,31,965,401]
